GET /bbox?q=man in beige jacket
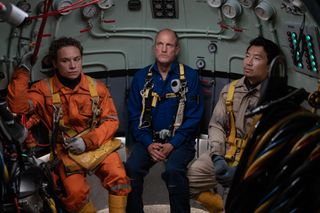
[187,36,287,213]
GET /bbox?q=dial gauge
[196,58,206,70]
[52,0,73,15]
[207,0,226,8]
[254,0,275,21]
[37,1,46,14]
[239,0,256,8]
[16,0,31,12]
[97,0,114,10]
[82,4,98,19]
[222,0,242,19]
[208,42,217,53]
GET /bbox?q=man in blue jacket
[126,28,204,213]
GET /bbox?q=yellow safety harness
[224,80,247,166]
[173,64,187,135]
[45,75,101,152]
[139,64,186,136]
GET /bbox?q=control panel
[286,23,320,78]
[151,0,178,18]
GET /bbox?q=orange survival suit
[7,68,131,212]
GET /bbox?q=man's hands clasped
[147,142,174,162]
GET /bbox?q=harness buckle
[91,97,101,129]
[179,82,187,101]
[235,138,243,153]
[53,104,62,125]
[139,120,151,129]
[143,80,154,91]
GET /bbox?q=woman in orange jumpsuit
[7,37,131,212]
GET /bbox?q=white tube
[0,3,28,26]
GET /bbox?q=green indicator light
[311,61,316,66]
[293,39,297,45]
[312,67,317,72]
[291,33,297,39]
[309,49,314,54]
[306,35,312,41]
[298,63,303,68]
[307,42,313,48]
[310,55,315,60]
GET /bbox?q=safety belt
[172,64,186,135]
[139,67,155,128]
[139,64,187,136]
[46,76,101,138]
[224,80,246,166]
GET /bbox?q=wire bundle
[226,101,320,213]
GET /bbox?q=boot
[79,201,96,213]
[195,191,224,213]
[108,194,127,213]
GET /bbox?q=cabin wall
[0,0,319,134]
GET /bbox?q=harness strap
[86,76,101,129]
[226,80,238,144]
[179,63,186,81]
[45,78,63,160]
[172,64,186,135]
[46,76,100,137]
[47,78,64,125]
[139,87,153,128]
[224,80,243,164]
[138,64,187,134]
[165,93,177,98]
[151,92,159,107]
[139,66,154,128]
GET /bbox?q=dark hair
[48,37,83,62]
[247,37,281,64]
